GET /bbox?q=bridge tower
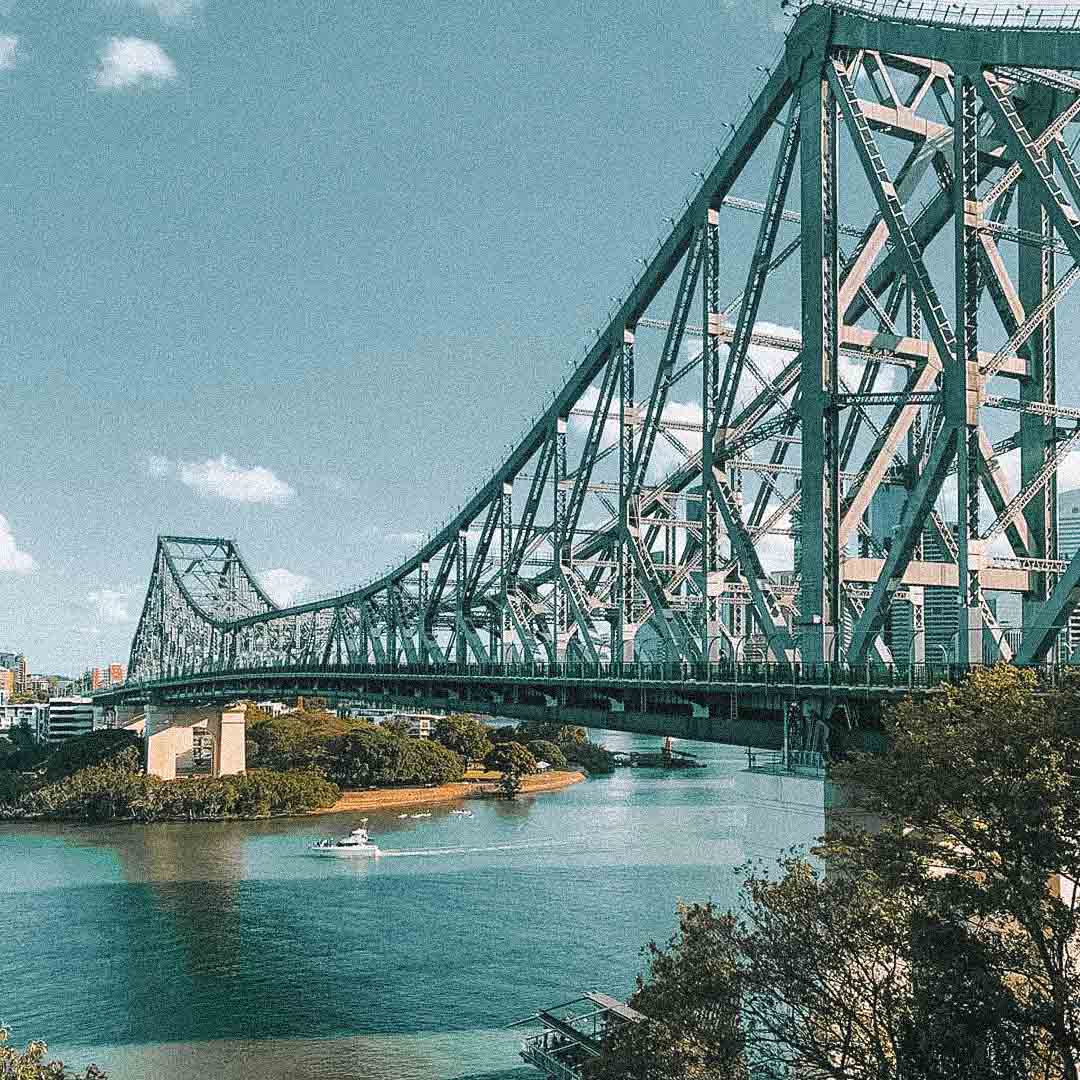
[112,2,1080,748]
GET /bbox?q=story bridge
[96,0,1080,769]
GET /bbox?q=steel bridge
[99,1,1080,753]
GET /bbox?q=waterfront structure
[45,698,96,744]
[0,702,48,738]
[516,992,645,1079]
[96,2,1080,757]
[340,706,439,737]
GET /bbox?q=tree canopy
[484,741,537,777]
[525,739,567,769]
[597,666,1080,1080]
[326,729,465,788]
[432,714,493,762]
[0,1027,105,1079]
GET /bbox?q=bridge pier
[145,704,245,780]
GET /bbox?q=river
[0,732,825,1080]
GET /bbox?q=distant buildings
[44,698,96,744]
[79,664,127,694]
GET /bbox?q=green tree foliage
[3,750,339,822]
[0,1026,105,1079]
[561,738,616,774]
[514,720,587,746]
[595,903,746,1080]
[326,729,465,788]
[484,741,537,777]
[596,666,1080,1080]
[524,740,567,769]
[43,730,142,781]
[432,714,493,762]
[0,723,50,773]
[244,707,354,773]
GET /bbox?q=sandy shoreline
[311,770,586,815]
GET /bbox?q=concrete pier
[145,704,245,780]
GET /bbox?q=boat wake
[379,837,573,858]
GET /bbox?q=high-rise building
[14,654,28,695]
[1059,488,1080,560]
[0,669,13,704]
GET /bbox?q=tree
[525,739,566,769]
[596,667,1080,1080]
[0,1026,105,1079]
[594,903,746,1080]
[829,665,1080,1080]
[43,729,142,781]
[484,741,537,776]
[433,714,493,762]
[244,709,354,773]
[326,729,464,788]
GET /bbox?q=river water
[0,732,824,1080]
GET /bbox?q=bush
[326,729,465,788]
[525,740,567,769]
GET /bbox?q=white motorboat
[450,809,473,817]
[309,823,381,858]
[410,812,432,819]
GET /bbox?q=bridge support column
[207,707,246,777]
[145,705,245,780]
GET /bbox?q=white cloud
[95,37,177,90]
[0,35,20,71]
[87,588,134,625]
[146,454,172,477]
[385,530,424,546]
[259,567,310,607]
[0,514,34,574]
[124,0,202,20]
[148,454,296,504]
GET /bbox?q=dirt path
[310,769,585,815]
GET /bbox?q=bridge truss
[129,1,1080,687]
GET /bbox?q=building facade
[45,698,96,744]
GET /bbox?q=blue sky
[0,0,785,674]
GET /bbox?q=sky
[0,0,792,674]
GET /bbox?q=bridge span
[103,1,1080,767]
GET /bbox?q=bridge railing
[804,0,1080,30]
[122,657,1080,694]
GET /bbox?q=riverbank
[311,769,586,815]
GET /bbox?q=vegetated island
[0,706,613,824]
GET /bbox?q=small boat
[450,809,473,817]
[309,823,381,858]
[398,813,410,818]
[410,811,432,819]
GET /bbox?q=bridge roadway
[92,659,1045,755]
